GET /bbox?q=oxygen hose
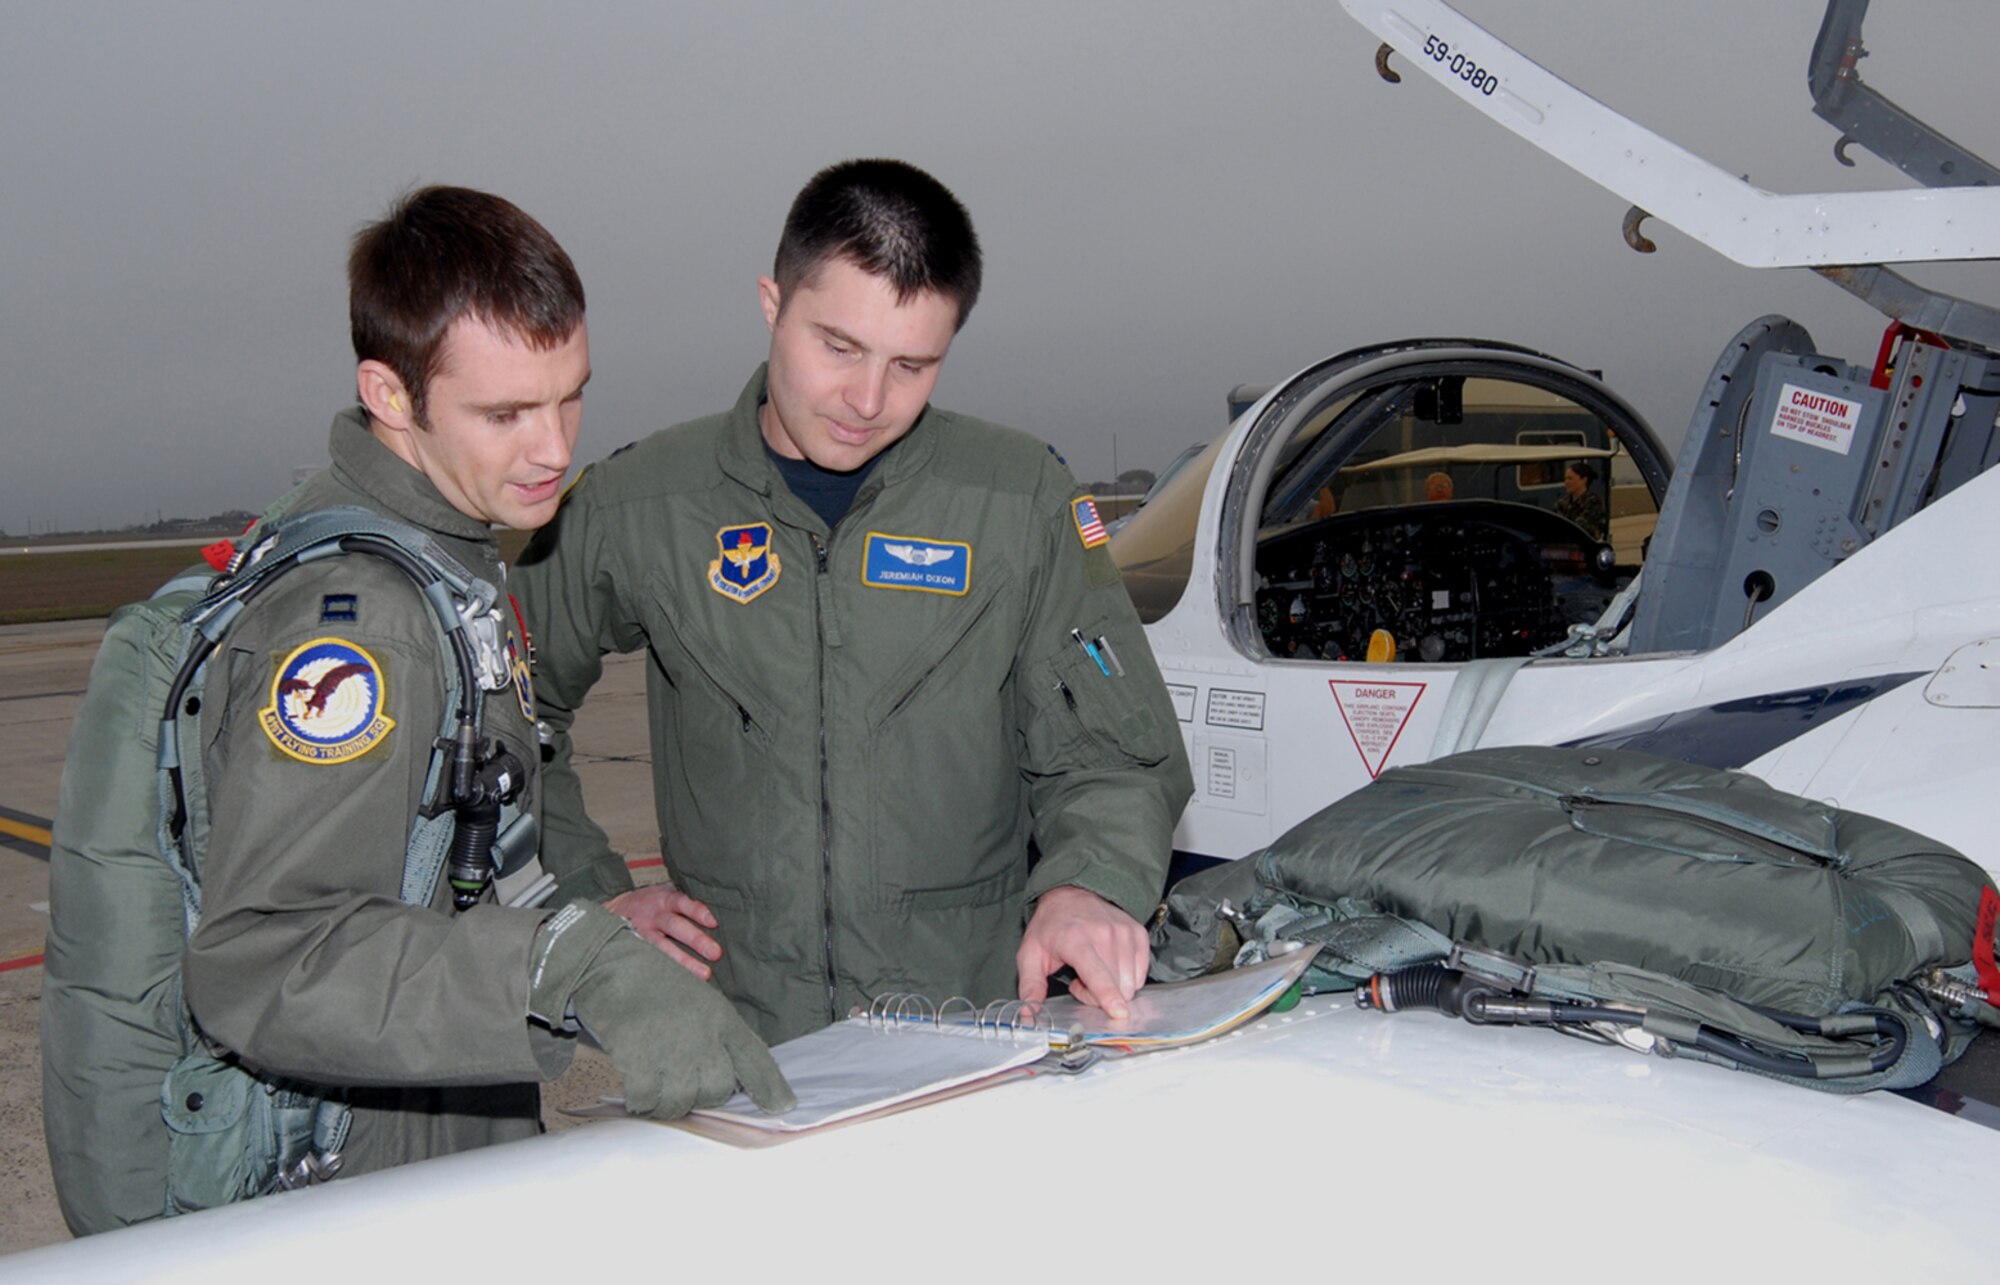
[446,747,525,909]
[1356,963,1906,1079]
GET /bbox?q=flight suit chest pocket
[861,568,1021,906]
[640,568,781,899]
[865,566,1012,731]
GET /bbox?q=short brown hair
[349,186,585,424]
[773,159,981,330]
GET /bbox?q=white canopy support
[1339,0,2000,268]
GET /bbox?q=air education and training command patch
[709,523,782,603]
[260,637,395,764]
[1072,496,1110,549]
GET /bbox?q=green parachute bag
[1153,745,2000,1092]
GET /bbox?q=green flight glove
[527,899,795,1119]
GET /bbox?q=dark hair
[349,186,585,424]
[1567,460,1598,484]
[773,159,982,329]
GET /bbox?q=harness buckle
[274,1148,344,1191]
[1447,943,1536,994]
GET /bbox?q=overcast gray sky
[4,1,1995,532]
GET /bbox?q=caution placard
[1205,688,1265,730]
[1769,382,1861,456]
[1328,680,1426,779]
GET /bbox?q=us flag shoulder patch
[1072,496,1109,549]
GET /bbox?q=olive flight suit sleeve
[1014,484,1195,923]
[180,560,568,1087]
[512,469,647,905]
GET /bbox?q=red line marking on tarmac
[626,857,664,869]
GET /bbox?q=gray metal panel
[1712,356,1886,628]
[1629,317,1818,653]
[1632,321,1997,656]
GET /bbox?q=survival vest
[1153,745,2000,1093]
[40,505,540,1236]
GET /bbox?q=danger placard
[1769,382,1860,456]
[1328,680,1426,779]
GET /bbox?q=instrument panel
[1255,500,1614,662]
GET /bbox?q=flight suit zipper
[813,531,839,1025]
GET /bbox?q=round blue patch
[259,637,395,764]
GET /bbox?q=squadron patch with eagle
[708,523,782,603]
[260,637,395,764]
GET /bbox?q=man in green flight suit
[41,186,788,1236]
[516,159,1195,1046]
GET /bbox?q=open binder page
[688,1020,1052,1137]
[571,951,1322,1143]
[861,948,1321,1051]
[1025,947,1319,1049]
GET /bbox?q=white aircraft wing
[8,999,1995,1279]
[1340,0,2000,267]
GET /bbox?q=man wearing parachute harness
[41,186,791,1237]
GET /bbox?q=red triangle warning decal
[1328,680,1426,779]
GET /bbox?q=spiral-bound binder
[858,993,1068,1041]
[858,948,1320,1052]
[680,949,1321,1145]
[681,1011,1053,1144]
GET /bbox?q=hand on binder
[531,901,795,1119]
[1017,885,1150,1019]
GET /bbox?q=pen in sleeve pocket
[1094,635,1126,677]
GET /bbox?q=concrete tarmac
[0,619,665,1253]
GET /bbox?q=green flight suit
[517,368,1195,1044]
[173,416,564,1176]
[43,412,572,1232]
